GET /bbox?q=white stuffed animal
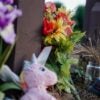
[20,46,57,100]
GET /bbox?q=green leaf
[55,51,66,64]
[61,62,71,78]
[57,78,66,92]
[57,77,71,93]
[0,38,3,56]
[72,5,85,31]
[57,38,74,54]
[71,31,85,44]
[0,91,5,100]
[0,82,21,92]
[46,63,55,72]
[46,60,60,75]
[0,43,15,69]
[70,58,79,65]
[65,85,71,93]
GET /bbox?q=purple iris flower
[0,17,9,28]
[0,24,16,44]
[0,0,22,44]
[6,6,22,23]
[0,2,8,12]
[0,0,14,4]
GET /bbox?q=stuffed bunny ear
[31,53,37,64]
[37,46,52,65]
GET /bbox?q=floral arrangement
[43,2,75,44]
[0,0,22,67]
[43,2,85,100]
[0,0,22,99]
[0,0,22,44]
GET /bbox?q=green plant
[43,2,85,100]
[46,32,84,99]
[0,40,15,68]
[0,0,22,99]
[0,82,21,100]
[55,2,65,8]
[72,5,85,31]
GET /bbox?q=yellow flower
[44,35,52,44]
[56,18,63,28]
[58,7,66,13]
[44,31,66,44]
[53,32,66,42]
[57,7,70,17]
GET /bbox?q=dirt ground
[51,92,74,100]
[51,86,100,100]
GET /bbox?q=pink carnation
[45,2,56,13]
[65,26,73,36]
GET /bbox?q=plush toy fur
[20,47,57,100]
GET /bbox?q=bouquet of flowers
[0,0,22,67]
[43,2,75,45]
[43,2,84,100]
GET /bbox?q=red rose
[43,18,56,35]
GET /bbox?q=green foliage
[0,91,5,100]
[0,43,15,69]
[44,2,84,99]
[0,82,21,99]
[46,58,74,93]
[55,52,71,78]
[55,2,65,9]
[0,38,3,56]
[0,82,21,92]
[72,5,85,31]
[57,77,71,93]
[57,38,74,54]
[71,31,85,44]
[46,31,84,100]
[55,31,85,54]
[0,38,17,99]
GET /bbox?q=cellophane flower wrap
[43,2,84,96]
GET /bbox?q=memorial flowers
[0,0,22,99]
[43,2,84,100]
[0,0,22,44]
[43,2,75,45]
[0,0,22,67]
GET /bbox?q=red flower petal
[43,18,56,35]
